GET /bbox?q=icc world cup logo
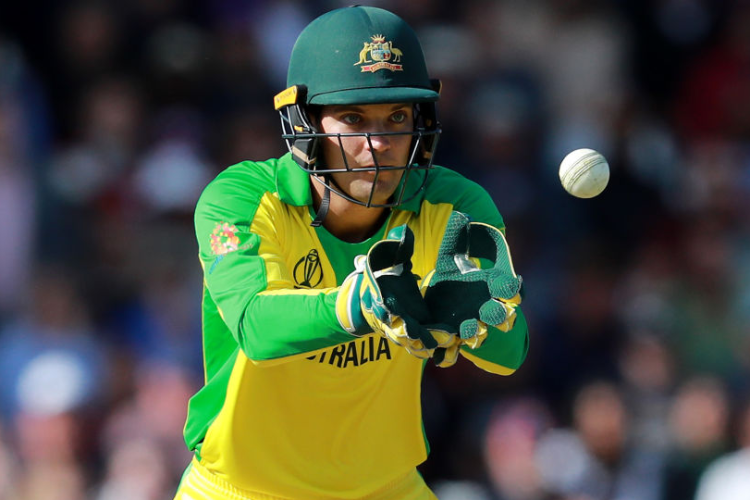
[294,249,323,288]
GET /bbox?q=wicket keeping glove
[336,224,454,360]
[422,211,523,353]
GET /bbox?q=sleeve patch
[206,222,260,275]
[210,222,241,256]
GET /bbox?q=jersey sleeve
[429,167,530,375]
[195,162,352,365]
[459,309,529,374]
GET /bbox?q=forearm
[205,278,354,363]
[239,288,353,361]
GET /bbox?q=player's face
[317,103,414,205]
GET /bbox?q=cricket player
[174,6,529,500]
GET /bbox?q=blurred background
[1,0,750,499]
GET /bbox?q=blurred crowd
[1,0,750,499]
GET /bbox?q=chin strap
[310,176,332,227]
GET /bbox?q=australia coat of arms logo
[354,34,403,73]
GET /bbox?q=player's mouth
[356,168,400,179]
[356,163,399,171]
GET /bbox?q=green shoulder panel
[421,166,505,230]
[195,159,276,250]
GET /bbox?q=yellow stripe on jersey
[460,350,518,375]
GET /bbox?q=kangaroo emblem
[354,42,372,65]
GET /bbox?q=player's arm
[424,169,530,374]
[457,190,529,374]
[196,164,353,364]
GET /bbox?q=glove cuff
[335,256,371,336]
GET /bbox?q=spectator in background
[489,0,630,164]
[661,376,730,500]
[132,107,213,215]
[617,333,676,455]
[12,411,87,500]
[46,76,145,266]
[0,268,105,499]
[99,363,195,484]
[0,268,103,500]
[0,37,46,322]
[695,397,750,500]
[0,103,36,321]
[0,267,108,420]
[484,396,553,500]
[667,218,745,381]
[51,1,125,138]
[535,380,662,500]
[93,438,172,500]
[673,1,750,142]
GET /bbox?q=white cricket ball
[559,148,610,198]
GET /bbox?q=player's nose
[365,129,392,153]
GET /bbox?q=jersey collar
[275,152,426,213]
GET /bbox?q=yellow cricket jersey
[181,153,529,499]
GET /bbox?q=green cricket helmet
[274,5,442,218]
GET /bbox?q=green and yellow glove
[422,211,523,358]
[336,224,454,360]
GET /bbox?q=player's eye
[341,113,362,125]
[391,111,408,124]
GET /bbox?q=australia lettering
[306,336,392,368]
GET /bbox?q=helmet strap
[310,176,332,227]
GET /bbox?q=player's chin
[347,179,400,206]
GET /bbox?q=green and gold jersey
[184,152,529,499]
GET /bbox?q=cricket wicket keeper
[174,5,529,500]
